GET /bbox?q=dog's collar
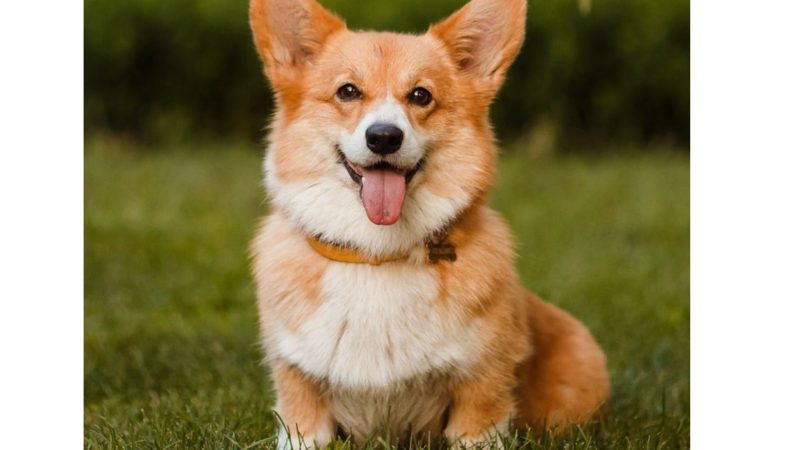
[306,236,406,265]
[306,230,457,265]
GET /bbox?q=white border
[692,0,800,448]
[0,1,84,447]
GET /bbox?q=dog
[248,0,610,447]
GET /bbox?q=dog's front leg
[271,359,334,450]
[445,369,515,448]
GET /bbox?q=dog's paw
[276,426,333,450]
[445,421,509,450]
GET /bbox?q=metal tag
[426,230,457,263]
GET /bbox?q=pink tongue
[360,167,407,225]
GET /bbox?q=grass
[84,143,689,449]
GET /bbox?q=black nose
[365,123,404,155]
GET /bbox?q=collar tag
[426,230,457,263]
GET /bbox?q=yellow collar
[306,232,457,265]
[306,236,408,265]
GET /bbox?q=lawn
[84,143,689,449]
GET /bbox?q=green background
[84,0,689,150]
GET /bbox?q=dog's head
[250,0,526,256]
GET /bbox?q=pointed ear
[249,0,345,86]
[429,0,526,94]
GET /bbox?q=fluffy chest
[273,262,480,390]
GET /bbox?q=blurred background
[85,0,689,447]
[85,0,689,151]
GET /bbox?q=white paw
[276,425,333,450]
[446,420,509,450]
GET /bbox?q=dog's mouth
[338,148,422,226]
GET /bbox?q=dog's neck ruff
[306,230,457,265]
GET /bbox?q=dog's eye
[336,84,362,102]
[408,87,433,107]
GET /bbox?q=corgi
[248,0,610,447]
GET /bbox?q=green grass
[85,143,689,449]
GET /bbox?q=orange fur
[251,216,326,331]
[248,0,610,447]
[271,358,334,444]
[514,295,611,431]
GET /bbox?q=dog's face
[250,0,526,256]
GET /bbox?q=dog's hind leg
[513,294,610,432]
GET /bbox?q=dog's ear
[429,0,526,95]
[249,0,345,87]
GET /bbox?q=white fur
[446,417,511,450]
[338,99,427,169]
[265,153,469,258]
[273,262,480,389]
[276,421,333,450]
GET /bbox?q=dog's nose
[365,123,403,155]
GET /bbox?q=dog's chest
[273,262,479,390]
